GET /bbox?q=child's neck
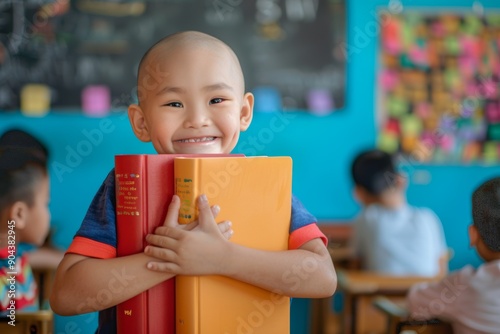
[367,191,406,209]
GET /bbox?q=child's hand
[144,194,232,275]
[174,203,233,240]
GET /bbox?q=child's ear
[395,174,407,189]
[128,104,152,142]
[8,201,29,230]
[353,186,367,204]
[469,224,479,247]
[239,92,254,132]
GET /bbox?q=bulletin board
[377,10,500,164]
[0,0,346,112]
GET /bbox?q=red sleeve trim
[289,224,328,250]
[66,236,116,259]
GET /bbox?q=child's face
[19,176,51,246]
[129,43,253,154]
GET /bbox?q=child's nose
[183,105,210,128]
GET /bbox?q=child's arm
[50,200,232,316]
[145,195,337,298]
[27,246,64,269]
[406,269,469,321]
[50,252,172,315]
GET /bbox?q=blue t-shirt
[67,169,326,333]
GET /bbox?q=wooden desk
[338,270,438,334]
[373,297,453,334]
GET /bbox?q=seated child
[407,177,500,334]
[0,140,51,313]
[350,149,448,276]
[50,31,337,333]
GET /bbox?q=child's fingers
[197,194,218,231]
[217,221,233,240]
[183,205,220,231]
[162,195,181,227]
[211,205,220,218]
[144,244,177,262]
[146,229,180,246]
[146,260,179,273]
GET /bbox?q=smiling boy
[50,31,336,333]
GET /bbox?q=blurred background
[1,0,500,333]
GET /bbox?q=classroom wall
[2,0,500,333]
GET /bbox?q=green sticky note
[387,96,409,117]
[485,14,500,27]
[402,22,415,49]
[462,15,483,35]
[378,131,399,153]
[401,114,423,136]
[444,68,461,90]
[444,36,460,55]
[483,141,498,163]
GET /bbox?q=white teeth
[178,137,215,143]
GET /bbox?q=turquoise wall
[2,0,500,333]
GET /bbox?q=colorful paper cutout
[378,12,500,163]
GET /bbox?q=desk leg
[351,296,357,334]
[310,298,325,334]
[341,292,353,334]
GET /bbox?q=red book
[114,154,239,334]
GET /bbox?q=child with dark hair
[350,149,448,276]
[407,177,500,333]
[0,145,50,313]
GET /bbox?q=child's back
[407,177,500,334]
[350,149,448,276]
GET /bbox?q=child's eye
[209,98,224,105]
[164,102,183,108]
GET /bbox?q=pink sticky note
[420,131,436,149]
[415,102,431,119]
[465,82,480,97]
[82,85,111,117]
[431,21,445,37]
[486,102,500,123]
[379,70,399,91]
[458,56,476,79]
[408,45,428,66]
[439,134,454,152]
[481,79,498,99]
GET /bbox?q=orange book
[174,156,292,334]
[115,154,240,334]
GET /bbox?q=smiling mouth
[175,137,216,143]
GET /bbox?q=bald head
[136,31,245,104]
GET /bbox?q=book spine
[175,158,200,225]
[174,158,200,334]
[115,155,148,334]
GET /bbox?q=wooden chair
[373,296,453,334]
[310,222,355,334]
[0,310,53,334]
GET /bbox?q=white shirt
[407,260,500,334]
[351,204,447,276]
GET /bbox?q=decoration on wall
[377,10,500,163]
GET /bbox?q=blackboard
[0,0,346,112]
